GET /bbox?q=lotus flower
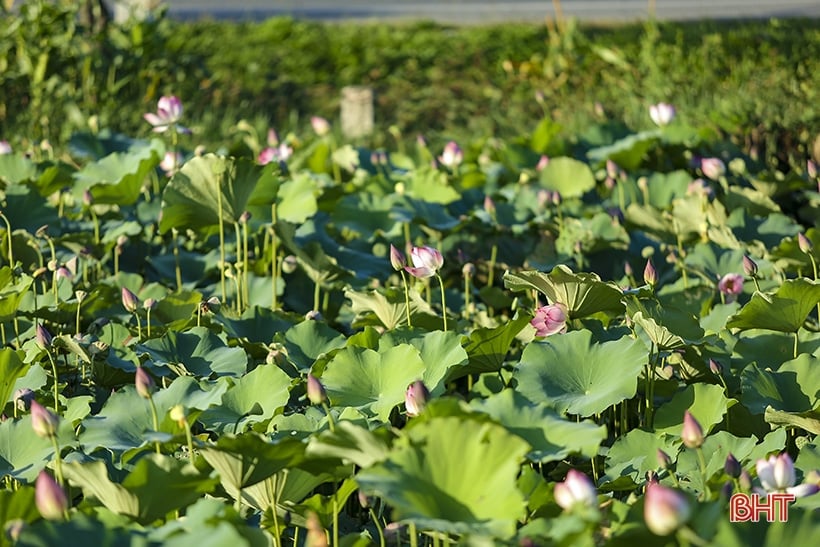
[404,246,443,279]
[700,157,726,180]
[718,273,744,296]
[389,244,405,271]
[0,140,11,154]
[644,483,691,536]
[35,324,52,349]
[438,141,463,168]
[160,151,183,175]
[121,287,139,313]
[681,410,704,449]
[143,95,190,134]
[535,155,549,171]
[742,255,758,277]
[798,232,813,254]
[30,400,59,439]
[756,453,796,493]
[554,469,598,510]
[311,116,331,137]
[649,103,676,127]
[306,374,327,405]
[405,380,430,417]
[530,303,568,337]
[35,471,67,520]
[258,143,293,165]
[135,367,156,399]
[643,259,657,286]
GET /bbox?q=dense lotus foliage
[1,86,820,547]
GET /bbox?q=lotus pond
[1,98,820,547]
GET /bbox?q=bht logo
[729,493,795,522]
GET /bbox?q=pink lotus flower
[143,96,190,134]
[535,155,549,171]
[643,259,657,286]
[404,246,443,279]
[258,143,293,165]
[438,141,463,168]
[554,469,597,510]
[718,273,744,296]
[0,140,11,154]
[306,374,327,405]
[405,380,430,417]
[121,287,139,313]
[700,157,726,180]
[389,244,405,271]
[311,116,331,137]
[531,303,568,337]
[35,471,67,520]
[160,151,183,175]
[135,367,156,399]
[649,103,676,127]
[681,410,704,449]
[756,453,796,493]
[644,483,691,536]
[30,400,59,439]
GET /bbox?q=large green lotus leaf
[2,184,59,235]
[0,153,37,183]
[331,193,400,239]
[459,313,531,378]
[764,407,820,435]
[73,139,162,205]
[159,154,273,234]
[471,389,606,463]
[653,383,733,436]
[601,429,679,489]
[218,306,297,344]
[0,348,26,408]
[305,421,392,469]
[514,330,647,417]
[320,345,425,421]
[727,279,820,333]
[356,417,529,539]
[15,513,157,547]
[554,212,630,257]
[344,287,440,331]
[644,170,693,209]
[278,319,347,373]
[0,415,77,482]
[378,330,468,395]
[740,356,820,414]
[586,131,659,171]
[137,326,247,378]
[504,266,624,319]
[390,196,460,231]
[198,364,293,434]
[63,454,217,524]
[404,168,461,204]
[0,487,38,530]
[732,330,815,370]
[0,269,33,322]
[624,295,704,350]
[246,170,319,224]
[273,220,353,286]
[624,203,673,240]
[241,467,334,517]
[200,434,305,501]
[537,157,596,198]
[79,377,225,455]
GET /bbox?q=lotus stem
[695,447,710,500]
[369,507,386,547]
[435,274,448,332]
[217,174,227,304]
[51,436,64,487]
[487,244,497,288]
[271,204,279,310]
[333,496,339,547]
[147,395,161,455]
[0,212,14,277]
[409,522,418,547]
[401,270,412,328]
[46,350,59,412]
[172,228,182,292]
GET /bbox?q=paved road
[160,0,820,23]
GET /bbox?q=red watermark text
[729,493,795,522]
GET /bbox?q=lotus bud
[55,267,72,281]
[681,411,704,449]
[30,400,59,439]
[121,287,139,313]
[310,116,331,137]
[405,380,430,417]
[170,404,187,426]
[4,519,25,542]
[807,160,817,179]
[389,244,405,271]
[643,483,691,536]
[657,449,673,470]
[135,367,156,399]
[357,490,371,509]
[0,140,12,155]
[535,155,549,171]
[643,259,657,287]
[709,359,722,375]
[624,261,633,278]
[438,141,463,168]
[143,298,157,310]
[305,310,323,321]
[554,469,598,511]
[742,255,758,277]
[645,469,658,484]
[483,195,496,215]
[739,469,753,491]
[305,511,329,547]
[798,232,813,254]
[462,262,476,278]
[700,157,726,180]
[116,234,129,248]
[36,323,53,349]
[724,453,741,478]
[82,189,93,207]
[530,303,568,337]
[649,103,676,127]
[35,471,68,521]
[14,388,34,412]
[306,374,327,405]
[281,255,298,274]
[721,480,734,499]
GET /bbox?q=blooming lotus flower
[35,471,67,520]
[718,273,744,296]
[389,244,405,271]
[438,141,463,168]
[135,367,156,399]
[311,116,331,137]
[681,410,704,449]
[554,469,598,511]
[404,246,443,279]
[531,303,568,337]
[756,453,796,493]
[258,143,293,165]
[700,157,726,180]
[649,103,676,127]
[405,380,430,417]
[30,400,59,439]
[143,95,190,134]
[644,483,691,536]
[0,140,11,154]
[306,374,327,405]
[160,151,183,175]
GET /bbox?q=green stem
[134,312,142,341]
[369,507,386,547]
[487,244,497,288]
[794,330,799,359]
[695,447,710,500]
[0,212,15,277]
[146,307,152,338]
[233,222,244,313]
[172,229,183,292]
[51,436,64,487]
[332,496,339,547]
[183,417,194,459]
[46,350,59,412]
[147,396,161,455]
[271,205,279,310]
[409,522,418,547]
[436,274,448,332]
[90,208,100,246]
[243,220,250,309]
[321,401,336,433]
[401,270,412,328]
[270,473,281,547]
[314,279,321,312]
[217,176,227,304]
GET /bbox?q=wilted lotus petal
[649,102,676,127]
[35,471,68,521]
[643,483,691,536]
[554,469,598,510]
[405,380,430,417]
[30,400,59,439]
[530,303,568,337]
[306,374,327,405]
[681,410,704,449]
[135,367,156,399]
[438,141,463,168]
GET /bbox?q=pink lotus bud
[798,232,813,254]
[643,259,657,286]
[643,483,691,536]
[82,189,94,206]
[808,160,817,179]
[389,244,405,271]
[306,374,327,405]
[530,303,568,337]
[724,453,741,478]
[143,298,157,310]
[656,449,673,470]
[700,157,726,180]
[36,323,53,349]
[404,246,444,279]
[405,380,430,417]
[535,155,549,171]
[35,471,68,520]
[121,287,139,313]
[649,103,676,127]
[462,262,476,278]
[438,141,463,168]
[739,469,753,491]
[742,255,758,277]
[267,128,280,147]
[624,261,634,277]
[13,388,34,412]
[30,400,59,439]
[0,140,12,155]
[709,359,722,375]
[281,255,298,274]
[483,195,496,215]
[717,273,744,296]
[756,453,795,492]
[554,469,598,510]
[681,410,704,449]
[311,116,331,137]
[135,367,156,399]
